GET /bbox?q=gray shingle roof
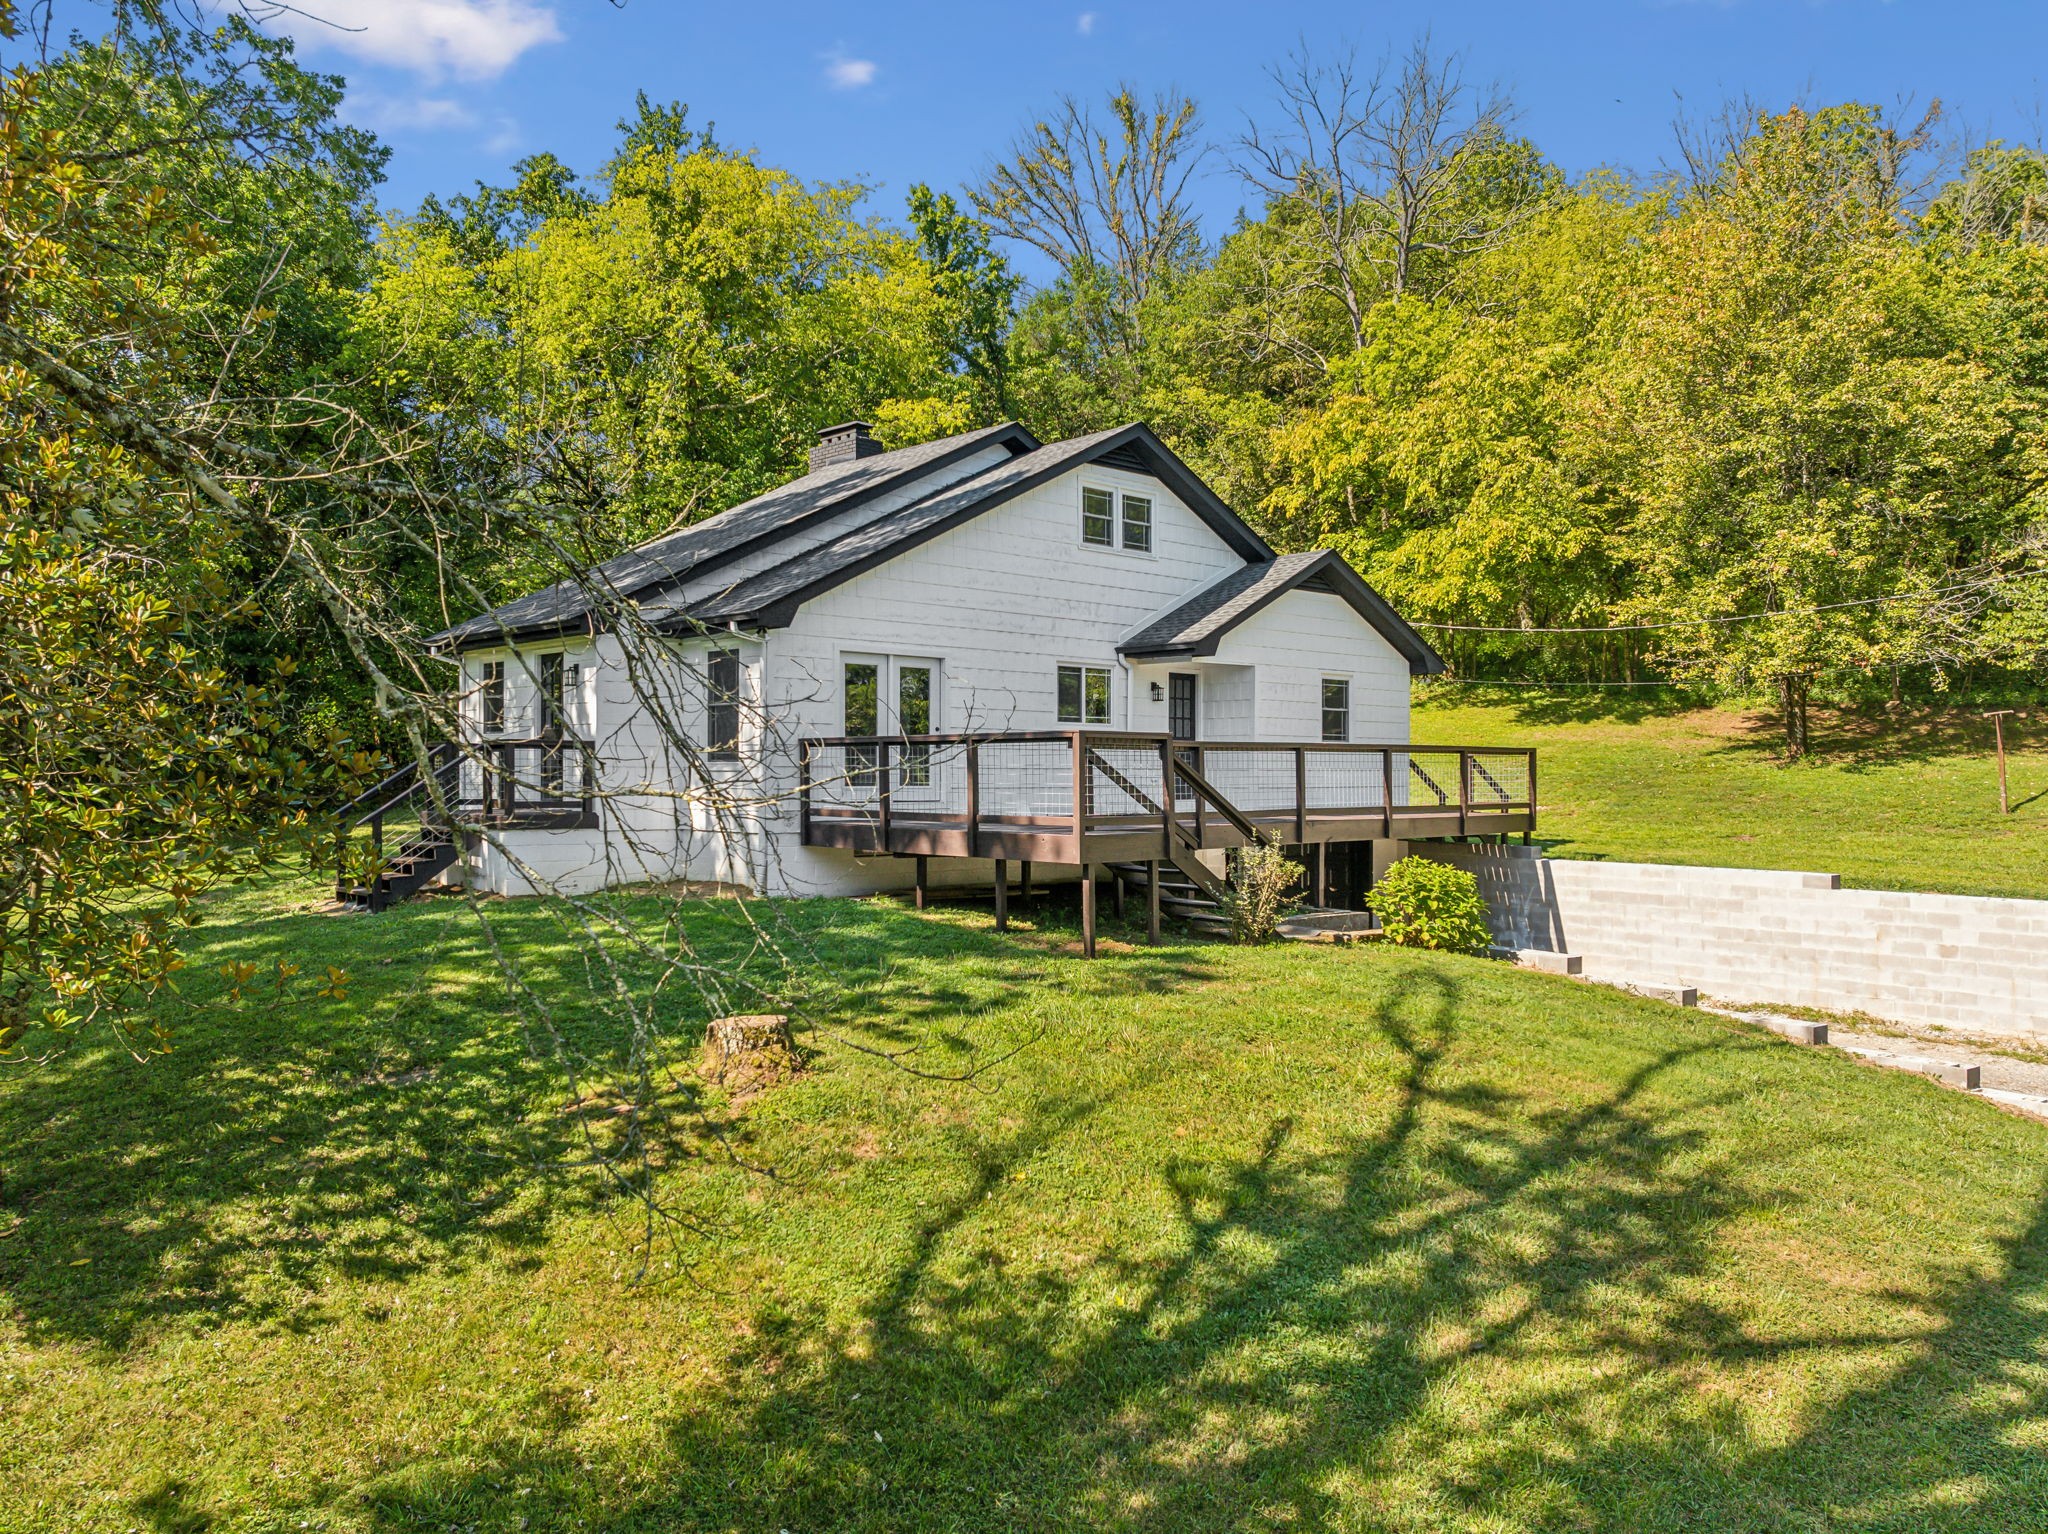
[434,420,1290,648]
[431,422,1034,646]
[687,425,1134,626]
[1119,551,1330,655]
[1118,549,1445,676]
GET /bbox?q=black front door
[1168,672,1197,741]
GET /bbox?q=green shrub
[1365,856,1493,954]
[1218,841,1306,944]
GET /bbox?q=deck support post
[913,854,927,911]
[1112,870,1126,920]
[1081,863,1097,958]
[1146,860,1161,945]
[993,858,1009,931]
[1313,843,1328,907]
[1294,748,1308,844]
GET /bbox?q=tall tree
[1588,106,2043,754]
[971,85,1205,370]
[0,5,388,1047]
[363,102,977,596]
[1236,36,1549,351]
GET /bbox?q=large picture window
[1058,664,1112,725]
[708,649,742,760]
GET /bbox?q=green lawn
[1417,687,2048,899]
[3,877,2045,1531]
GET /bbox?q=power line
[1424,677,1691,688]
[1407,570,2043,635]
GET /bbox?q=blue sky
[263,0,2046,252]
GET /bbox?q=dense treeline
[360,49,2048,750]
[4,4,2047,1041]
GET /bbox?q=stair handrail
[1170,756,1274,849]
[1086,748,1163,817]
[340,741,463,828]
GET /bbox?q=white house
[422,421,1533,929]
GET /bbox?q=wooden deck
[798,729,1536,868]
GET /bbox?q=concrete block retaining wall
[1421,844,2048,1042]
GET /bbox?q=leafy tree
[0,6,382,1047]
[1587,107,2045,753]
[362,103,984,595]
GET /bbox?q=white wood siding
[459,461,1419,898]
[766,462,1243,736]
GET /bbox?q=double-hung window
[1120,493,1152,552]
[707,649,741,761]
[1081,486,1115,547]
[1057,664,1112,726]
[1321,678,1351,743]
[1080,484,1155,554]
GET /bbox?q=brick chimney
[809,421,884,473]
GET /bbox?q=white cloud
[822,51,878,90]
[1077,11,1099,35]
[268,0,562,83]
[483,116,523,156]
[344,90,479,133]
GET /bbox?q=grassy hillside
[1416,687,2048,899]
[2,879,2044,1531]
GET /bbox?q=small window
[479,661,504,733]
[1120,493,1152,553]
[539,654,564,732]
[1081,485,1115,547]
[1058,663,1112,725]
[708,649,741,760]
[1322,678,1350,743]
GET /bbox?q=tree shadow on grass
[1720,701,2046,777]
[344,969,1958,1532]
[0,886,1222,1355]
[1419,685,1712,729]
[0,897,596,1350]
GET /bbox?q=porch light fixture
[1150,681,1165,701]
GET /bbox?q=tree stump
[701,1013,799,1095]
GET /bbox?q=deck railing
[798,730,1535,855]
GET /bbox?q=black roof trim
[1117,548,1445,676]
[684,423,1274,630]
[431,421,1041,650]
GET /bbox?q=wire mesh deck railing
[799,730,1536,855]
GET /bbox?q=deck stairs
[335,744,464,912]
[1107,859,1379,944]
[1108,859,1231,937]
[339,829,460,912]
